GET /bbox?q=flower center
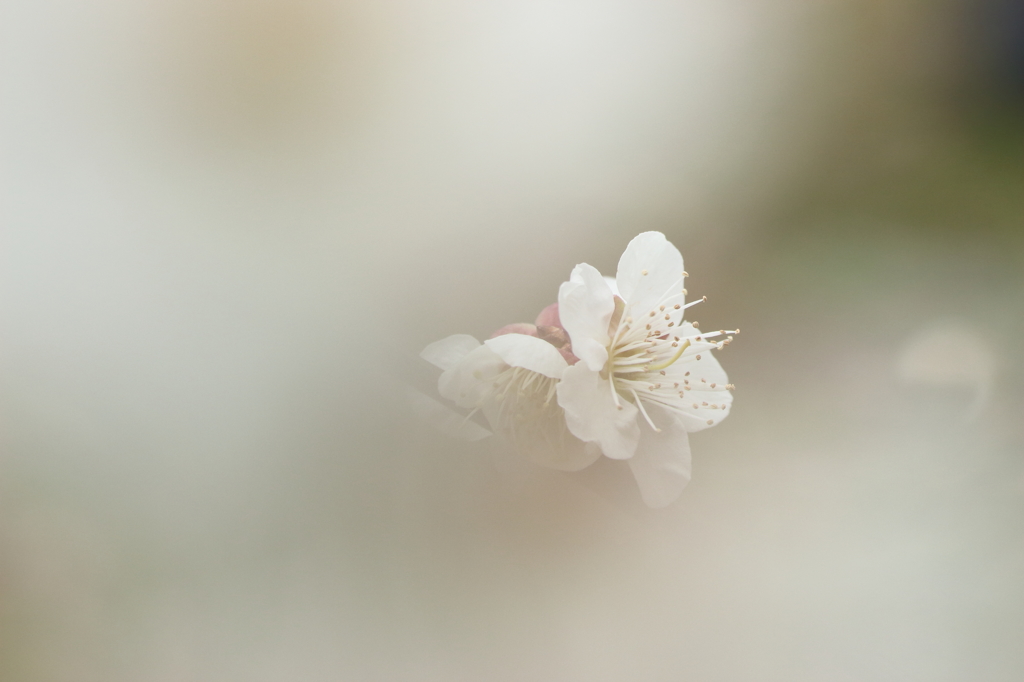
[493,366,558,407]
[597,291,736,430]
[487,365,562,438]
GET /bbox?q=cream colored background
[3,1,1023,680]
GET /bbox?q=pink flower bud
[489,323,537,339]
[536,325,579,365]
[534,303,562,329]
[556,346,580,365]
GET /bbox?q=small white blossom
[421,330,600,471]
[556,232,735,507]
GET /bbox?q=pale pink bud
[489,323,537,339]
[555,346,580,365]
[534,303,562,329]
[537,325,579,365]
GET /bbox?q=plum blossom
[556,232,735,507]
[420,308,599,472]
[420,231,735,507]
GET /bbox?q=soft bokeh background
[3,1,1023,680]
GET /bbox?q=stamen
[683,296,706,310]
[630,389,660,432]
[689,330,737,341]
[646,339,691,371]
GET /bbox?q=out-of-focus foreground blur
[3,1,1023,680]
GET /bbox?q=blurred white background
[3,1,1023,680]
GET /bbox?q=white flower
[419,231,736,508]
[421,331,600,471]
[556,231,735,507]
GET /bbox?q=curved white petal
[420,334,481,371]
[627,403,691,508]
[616,232,686,319]
[556,362,640,460]
[528,437,602,472]
[483,397,603,471]
[662,338,732,432]
[558,263,614,372]
[484,333,567,379]
[437,344,505,409]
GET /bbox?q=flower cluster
[421,232,736,507]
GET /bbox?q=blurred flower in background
[2,0,1023,680]
[898,320,995,421]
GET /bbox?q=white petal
[564,441,603,471]
[407,387,492,442]
[437,344,505,409]
[627,403,692,508]
[558,263,614,372]
[527,437,602,472]
[616,232,685,318]
[420,334,481,371]
[484,398,602,471]
[664,340,732,432]
[556,362,640,460]
[484,333,567,379]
